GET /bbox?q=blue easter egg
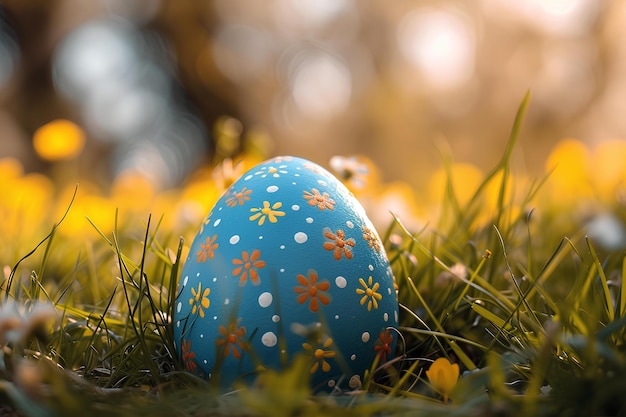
[174,156,398,391]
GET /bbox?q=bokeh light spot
[33,119,86,161]
[428,163,483,206]
[398,8,475,90]
[0,34,18,89]
[53,19,138,102]
[288,51,352,120]
[212,24,273,83]
[0,11,19,90]
[274,0,353,32]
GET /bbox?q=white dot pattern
[294,232,308,243]
[258,292,273,308]
[262,332,277,347]
[173,156,399,391]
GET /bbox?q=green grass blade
[406,277,477,370]
[471,302,514,332]
[522,236,577,308]
[621,256,626,318]
[4,185,78,301]
[387,356,422,397]
[453,250,490,311]
[586,237,614,322]
[391,213,515,312]
[461,90,531,215]
[399,327,490,352]
[494,90,531,225]
[166,236,185,365]
[494,225,542,329]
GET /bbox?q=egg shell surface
[174,156,398,391]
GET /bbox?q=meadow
[2,94,626,416]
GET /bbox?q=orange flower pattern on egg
[174,156,398,392]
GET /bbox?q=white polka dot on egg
[262,332,277,347]
[294,232,308,243]
[335,276,347,288]
[173,155,399,392]
[258,292,273,308]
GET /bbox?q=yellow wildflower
[590,139,626,202]
[426,357,459,403]
[542,138,593,208]
[33,119,85,161]
[111,170,156,213]
[428,163,483,207]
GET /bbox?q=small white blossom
[0,301,57,345]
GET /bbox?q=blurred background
[1,0,625,191]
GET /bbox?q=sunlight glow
[53,19,138,101]
[289,51,352,120]
[482,0,597,36]
[274,0,353,31]
[397,8,475,90]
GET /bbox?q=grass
[2,92,626,416]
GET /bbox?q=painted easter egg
[174,156,398,391]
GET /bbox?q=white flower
[0,301,57,345]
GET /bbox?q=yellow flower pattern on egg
[174,156,399,391]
